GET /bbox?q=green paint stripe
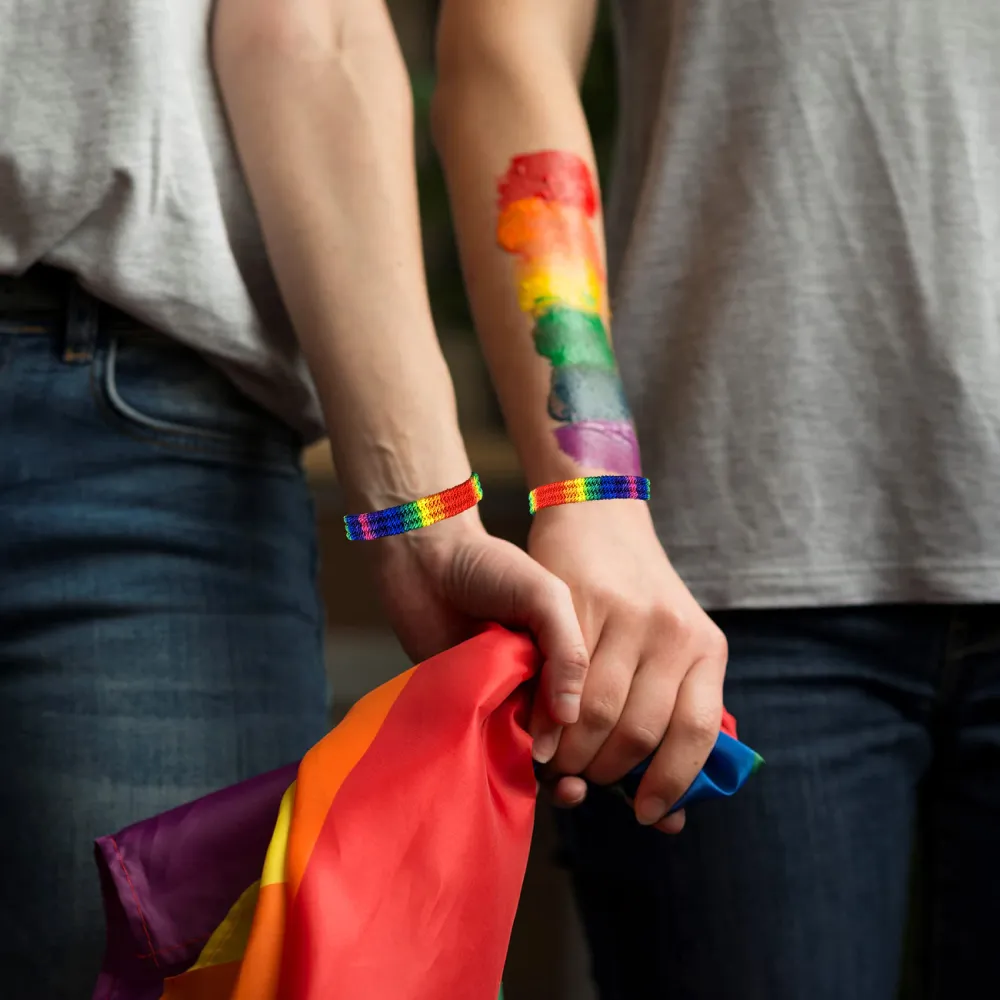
[534,306,616,369]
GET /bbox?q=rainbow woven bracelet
[528,475,650,514]
[344,473,483,541]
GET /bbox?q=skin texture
[434,0,728,830]
[212,0,590,750]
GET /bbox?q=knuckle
[704,625,729,663]
[618,720,662,758]
[579,692,621,733]
[558,647,590,687]
[653,605,692,643]
[542,575,574,611]
[677,705,721,745]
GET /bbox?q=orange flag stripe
[162,960,241,1000]
[285,667,415,899]
[229,881,286,1000]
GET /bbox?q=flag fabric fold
[93,625,761,1000]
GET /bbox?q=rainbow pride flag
[92,626,761,1000]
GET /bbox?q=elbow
[213,0,342,79]
[213,0,408,98]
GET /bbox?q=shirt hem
[680,560,1000,611]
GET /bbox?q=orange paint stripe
[285,668,415,898]
[498,198,603,274]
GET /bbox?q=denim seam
[90,336,301,475]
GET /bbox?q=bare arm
[432,0,622,487]
[212,0,590,746]
[213,0,468,509]
[435,0,727,830]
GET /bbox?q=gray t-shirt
[5,2,999,607]
[608,0,1000,608]
[0,0,323,439]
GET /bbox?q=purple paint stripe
[554,421,641,476]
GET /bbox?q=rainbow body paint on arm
[496,151,640,474]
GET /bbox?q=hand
[369,508,590,756]
[528,499,728,833]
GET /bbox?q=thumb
[518,569,589,764]
[436,535,588,759]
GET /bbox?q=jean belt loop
[62,279,100,365]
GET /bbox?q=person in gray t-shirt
[0,2,601,995]
[436,1,1000,997]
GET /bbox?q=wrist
[528,484,658,536]
[373,505,487,567]
[520,452,643,494]
[334,432,473,514]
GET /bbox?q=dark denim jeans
[557,606,1000,1000]
[0,274,329,997]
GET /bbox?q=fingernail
[553,693,581,726]
[636,797,669,826]
[532,732,559,765]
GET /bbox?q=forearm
[214,0,469,510]
[433,5,639,487]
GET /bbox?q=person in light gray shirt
[434,1,1000,997]
[0,2,607,995]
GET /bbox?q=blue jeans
[557,606,1000,999]
[0,272,329,997]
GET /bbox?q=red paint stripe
[497,151,598,215]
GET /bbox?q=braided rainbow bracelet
[344,473,483,541]
[528,475,650,514]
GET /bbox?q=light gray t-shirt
[0,0,323,439]
[5,2,1000,607]
[608,0,1000,608]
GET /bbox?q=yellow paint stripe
[515,259,604,316]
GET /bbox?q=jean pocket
[97,328,303,471]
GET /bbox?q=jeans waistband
[0,265,76,312]
[0,266,103,363]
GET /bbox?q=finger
[527,575,589,725]
[551,775,588,808]
[552,619,640,777]
[655,809,685,834]
[451,542,587,763]
[585,654,680,786]
[634,655,725,826]
[443,540,590,724]
[520,575,589,762]
[530,722,562,766]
